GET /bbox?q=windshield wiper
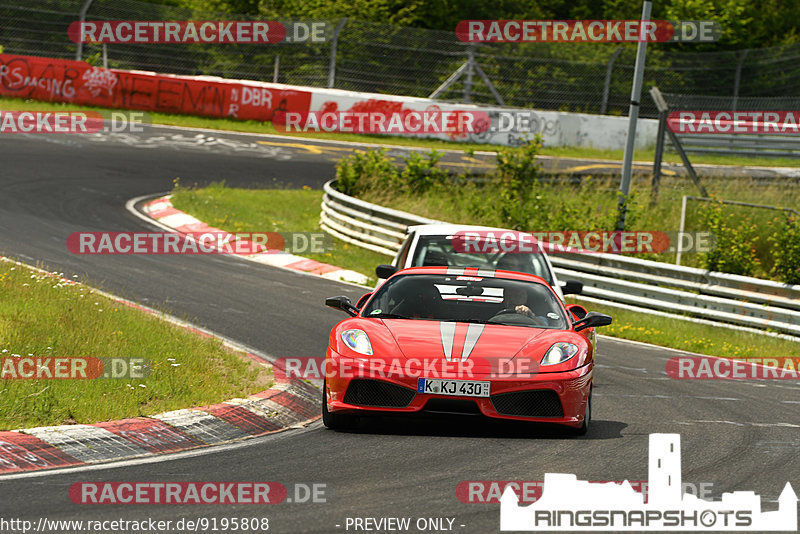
[446,318,489,324]
[368,312,411,319]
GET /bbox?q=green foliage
[334,142,625,235]
[0,261,272,429]
[83,51,103,67]
[401,150,448,194]
[493,138,543,229]
[699,201,760,276]
[178,0,800,49]
[770,215,800,284]
[334,148,399,196]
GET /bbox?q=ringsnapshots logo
[500,433,797,531]
[457,480,717,504]
[0,111,148,134]
[67,232,332,255]
[456,20,721,43]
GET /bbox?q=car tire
[322,380,357,430]
[569,391,591,437]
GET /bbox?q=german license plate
[417,378,490,397]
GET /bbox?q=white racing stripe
[440,322,456,361]
[462,324,485,362]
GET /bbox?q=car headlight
[541,342,579,366]
[341,329,373,355]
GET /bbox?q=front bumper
[325,350,592,428]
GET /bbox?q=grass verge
[169,183,800,361]
[170,182,390,283]
[0,260,273,430]
[565,298,799,360]
[3,95,800,168]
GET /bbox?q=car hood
[381,319,552,373]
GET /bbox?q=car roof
[408,223,521,235]
[407,224,548,254]
[389,266,552,287]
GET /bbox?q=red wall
[0,54,311,122]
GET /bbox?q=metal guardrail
[320,180,800,338]
[668,133,800,159]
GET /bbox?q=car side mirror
[376,264,397,279]
[355,292,373,309]
[573,311,612,332]
[561,280,583,295]
[566,304,588,320]
[325,296,358,316]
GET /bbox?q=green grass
[355,172,799,279]
[566,298,800,360]
[170,182,390,283]
[0,260,273,430]
[4,94,800,167]
[169,183,800,361]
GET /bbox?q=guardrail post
[463,47,475,103]
[649,87,669,205]
[732,49,749,112]
[600,47,623,115]
[75,0,95,61]
[617,0,652,231]
[676,195,688,265]
[327,18,348,89]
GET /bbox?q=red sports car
[323,267,611,435]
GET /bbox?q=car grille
[343,379,416,408]
[491,389,564,418]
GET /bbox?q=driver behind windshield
[502,286,535,318]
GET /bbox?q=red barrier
[0,54,311,122]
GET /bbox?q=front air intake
[343,379,416,408]
[491,389,564,417]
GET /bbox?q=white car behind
[375,224,583,301]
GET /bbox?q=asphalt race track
[0,126,798,533]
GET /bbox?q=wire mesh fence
[2,0,800,118]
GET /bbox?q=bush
[699,201,760,276]
[334,142,628,232]
[770,215,800,284]
[400,150,448,194]
[335,148,398,196]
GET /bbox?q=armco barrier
[0,54,312,122]
[320,180,800,338]
[0,54,657,150]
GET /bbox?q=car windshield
[410,235,553,284]
[362,273,567,329]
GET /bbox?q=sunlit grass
[569,298,800,360]
[0,261,272,430]
[170,182,389,283]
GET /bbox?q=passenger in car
[392,281,441,319]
